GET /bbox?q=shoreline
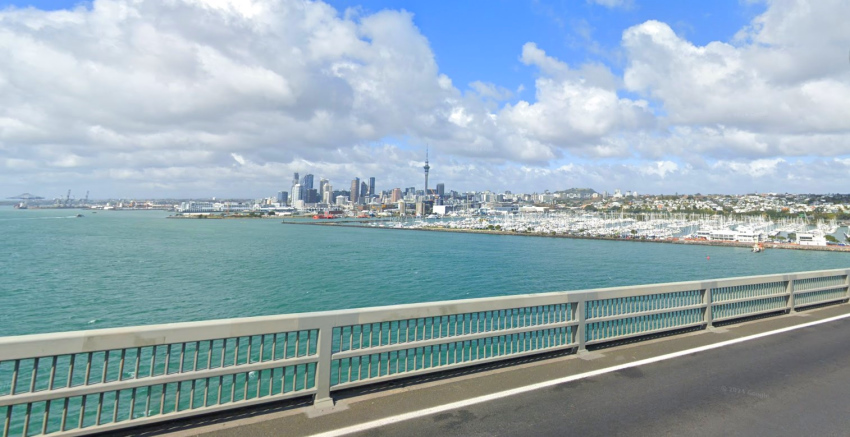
[281,220,850,253]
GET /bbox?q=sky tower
[423,147,430,196]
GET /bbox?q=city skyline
[1,0,849,198]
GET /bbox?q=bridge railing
[1,268,848,436]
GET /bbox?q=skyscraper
[301,174,314,190]
[319,178,329,200]
[360,181,368,203]
[350,178,360,203]
[391,188,402,202]
[322,184,333,204]
[290,172,299,205]
[300,174,314,202]
[292,183,302,202]
[436,183,445,198]
[306,189,318,203]
[423,147,430,196]
[368,177,376,197]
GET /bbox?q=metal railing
[1,268,848,436]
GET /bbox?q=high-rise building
[291,172,299,205]
[301,174,314,190]
[300,174,314,202]
[277,191,288,205]
[368,177,376,197]
[292,183,302,202]
[319,178,329,200]
[350,178,360,203]
[391,188,402,202]
[436,183,445,198]
[322,184,333,204]
[360,181,368,203]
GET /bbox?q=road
[354,317,850,437]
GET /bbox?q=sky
[0,0,849,199]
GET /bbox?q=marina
[293,211,850,251]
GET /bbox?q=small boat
[752,243,764,253]
[76,214,84,218]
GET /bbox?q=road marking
[307,311,850,437]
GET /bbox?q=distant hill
[8,193,44,200]
[554,188,597,195]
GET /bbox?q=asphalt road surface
[353,318,850,437]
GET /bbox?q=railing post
[786,279,796,313]
[313,325,335,409]
[577,299,587,352]
[845,274,850,302]
[703,288,713,327]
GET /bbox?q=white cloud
[639,161,679,178]
[622,4,850,160]
[498,43,654,158]
[1,0,849,197]
[230,153,246,165]
[469,81,513,101]
[587,0,634,10]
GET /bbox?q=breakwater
[282,220,850,253]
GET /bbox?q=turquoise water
[1,206,848,336]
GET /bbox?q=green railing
[1,268,848,436]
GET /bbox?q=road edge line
[308,311,850,437]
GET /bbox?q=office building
[292,184,302,202]
[319,178,329,200]
[351,178,360,203]
[323,184,333,204]
[300,174,314,202]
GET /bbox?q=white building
[433,205,454,215]
[797,231,827,246]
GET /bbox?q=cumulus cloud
[623,1,850,161]
[0,0,849,197]
[498,43,654,157]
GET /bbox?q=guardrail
[1,268,849,436]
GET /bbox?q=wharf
[281,220,850,253]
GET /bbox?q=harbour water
[1,206,849,337]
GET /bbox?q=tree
[825,234,839,243]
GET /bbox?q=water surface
[1,207,847,336]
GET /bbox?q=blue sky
[1,0,766,103]
[0,0,848,198]
[324,0,766,103]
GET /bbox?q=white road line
[308,311,850,437]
